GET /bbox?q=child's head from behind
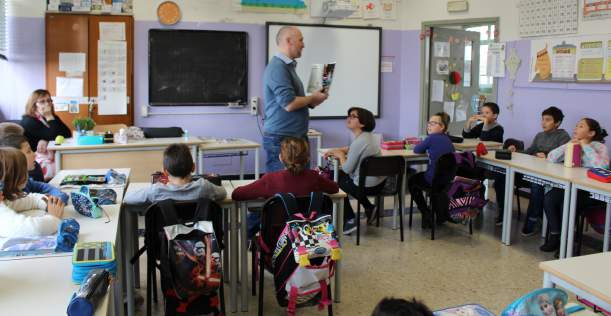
[0,135,35,171]
[0,147,28,201]
[372,297,433,316]
[0,122,24,138]
[347,107,376,132]
[280,137,310,175]
[428,112,450,134]
[481,102,500,123]
[163,144,195,179]
[541,106,564,132]
[574,118,607,143]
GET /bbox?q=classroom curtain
[0,0,7,59]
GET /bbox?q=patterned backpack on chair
[271,192,341,315]
[448,152,487,222]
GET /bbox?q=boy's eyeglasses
[348,114,359,119]
[427,121,442,126]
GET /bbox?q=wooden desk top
[380,149,428,158]
[49,136,207,151]
[570,171,611,194]
[198,138,260,150]
[454,138,503,151]
[506,152,585,182]
[539,252,611,305]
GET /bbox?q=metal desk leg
[333,159,339,182]
[542,272,553,288]
[240,202,249,312]
[502,167,515,245]
[316,135,322,166]
[191,145,199,175]
[542,214,548,239]
[230,203,238,313]
[255,148,260,180]
[123,208,135,316]
[604,203,611,252]
[239,151,245,180]
[334,199,343,303]
[55,151,62,172]
[223,207,229,282]
[566,185,579,258]
[559,182,572,259]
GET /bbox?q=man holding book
[262,26,328,172]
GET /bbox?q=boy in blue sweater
[408,112,455,228]
[0,134,68,203]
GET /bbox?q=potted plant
[72,117,96,135]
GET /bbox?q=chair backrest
[144,198,224,261]
[358,156,405,194]
[258,194,333,257]
[93,123,128,134]
[503,138,525,151]
[432,153,458,191]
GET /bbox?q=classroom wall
[1,1,610,175]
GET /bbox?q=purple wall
[2,17,610,175]
[0,17,45,120]
[496,40,611,147]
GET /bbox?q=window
[0,0,6,60]
[466,24,496,95]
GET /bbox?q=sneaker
[495,217,504,226]
[343,219,357,235]
[521,220,537,237]
[539,234,560,252]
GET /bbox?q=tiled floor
[135,195,603,316]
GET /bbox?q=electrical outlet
[141,105,148,117]
[250,97,258,116]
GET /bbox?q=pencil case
[495,149,512,160]
[587,168,611,183]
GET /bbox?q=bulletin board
[530,34,611,82]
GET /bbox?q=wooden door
[45,13,133,129]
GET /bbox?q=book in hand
[307,62,336,93]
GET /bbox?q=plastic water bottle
[183,129,189,141]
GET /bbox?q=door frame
[419,17,500,135]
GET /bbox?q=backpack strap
[307,192,325,218]
[158,199,180,225]
[276,193,301,218]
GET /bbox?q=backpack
[157,199,224,315]
[501,288,568,316]
[270,192,341,315]
[447,176,487,222]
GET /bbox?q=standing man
[263,26,328,172]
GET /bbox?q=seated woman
[324,107,386,235]
[20,89,72,180]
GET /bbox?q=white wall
[400,0,611,40]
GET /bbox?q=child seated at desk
[124,143,226,205]
[0,135,68,204]
[462,102,504,143]
[0,122,45,182]
[0,147,65,238]
[232,137,338,237]
[408,112,455,228]
[540,118,609,253]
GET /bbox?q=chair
[503,138,528,220]
[409,153,458,240]
[93,123,128,134]
[130,198,225,316]
[355,156,406,245]
[251,194,334,316]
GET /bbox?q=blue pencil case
[72,241,116,284]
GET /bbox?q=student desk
[122,181,237,314]
[454,139,503,151]
[566,173,611,258]
[540,252,611,311]
[198,138,260,180]
[230,180,347,312]
[0,169,130,316]
[48,137,206,182]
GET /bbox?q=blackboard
[148,29,248,106]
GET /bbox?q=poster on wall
[530,34,611,82]
[487,42,506,77]
[583,0,611,20]
[518,0,578,37]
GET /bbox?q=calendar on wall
[519,0,578,37]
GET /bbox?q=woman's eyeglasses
[36,98,53,105]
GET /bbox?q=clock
[157,1,181,26]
